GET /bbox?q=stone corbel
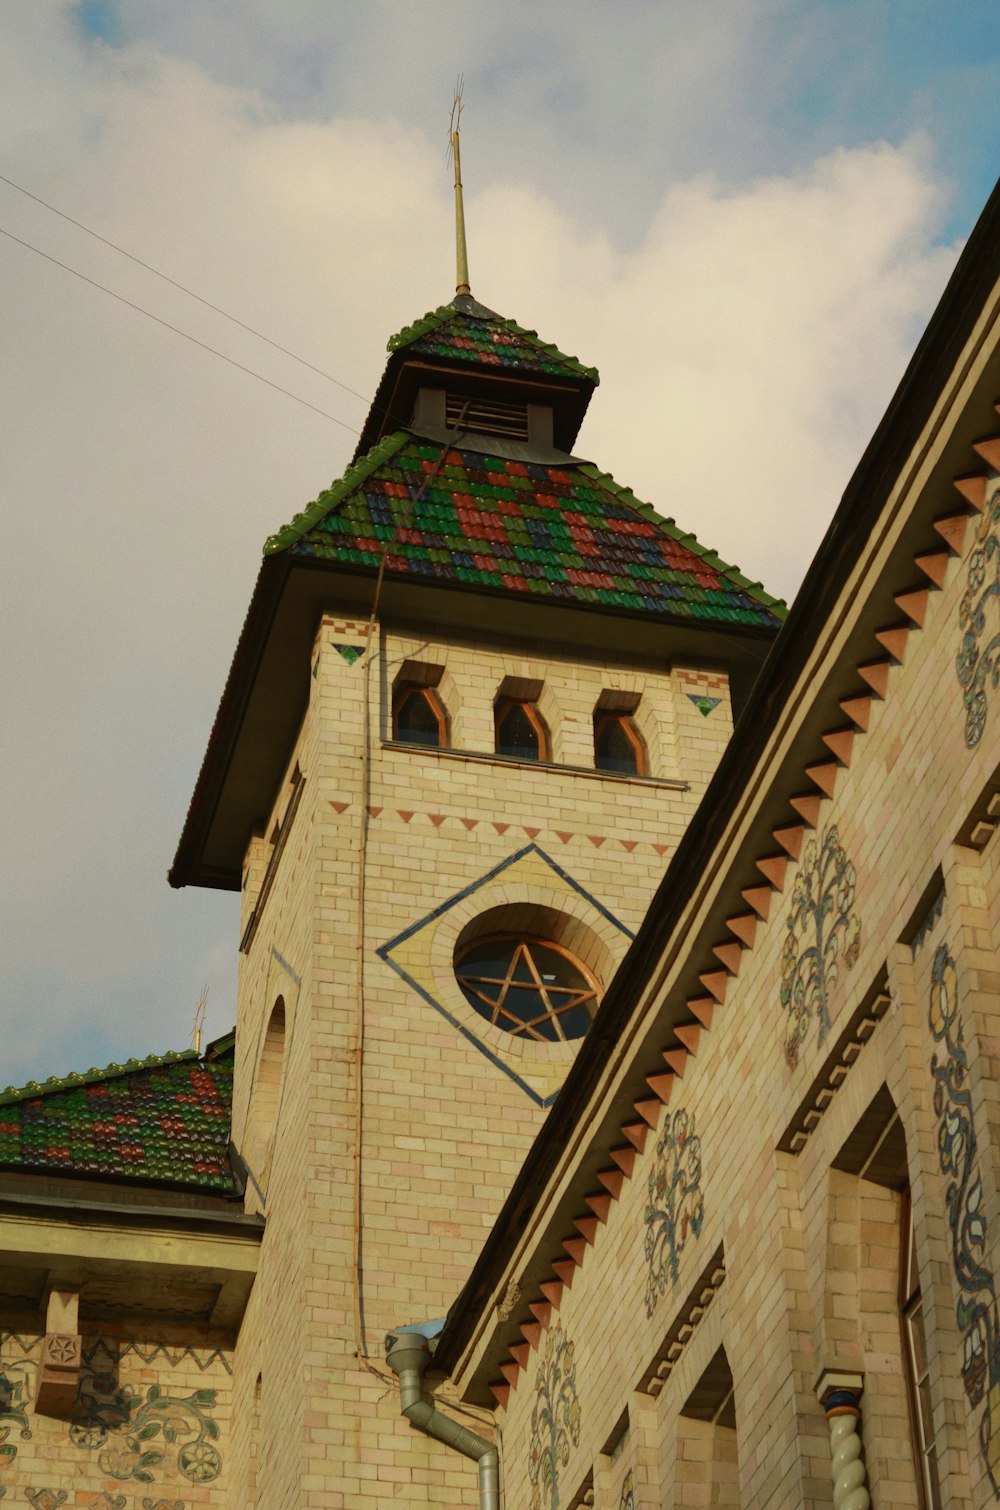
[34,1288,82,1418]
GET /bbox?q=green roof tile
[0,1044,236,1193]
[265,435,786,629]
[387,300,599,385]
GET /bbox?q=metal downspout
[385,1332,499,1510]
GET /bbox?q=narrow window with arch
[391,660,449,748]
[594,690,646,776]
[393,683,448,747]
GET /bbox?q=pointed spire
[450,79,471,296]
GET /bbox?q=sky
[2,0,998,1088]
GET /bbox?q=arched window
[495,699,550,762]
[455,935,599,1042]
[393,684,448,747]
[594,712,646,776]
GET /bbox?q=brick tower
[168,289,783,1506]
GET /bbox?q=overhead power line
[0,224,361,435]
[0,171,374,411]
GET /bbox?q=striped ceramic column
[815,1370,870,1510]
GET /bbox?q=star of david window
[455,935,600,1042]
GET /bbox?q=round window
[455,935,600,1042]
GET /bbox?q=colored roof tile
[387,296,599,385]
[0,1043,236,1193]
[265,435,785,628]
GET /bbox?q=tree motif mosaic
[781,825,861,1066]
[929,942,1000,1496]
[957,487,1000,749]
[528,1323,581,1510]
[69,1370,221,1485]
[644,1108,704,1317]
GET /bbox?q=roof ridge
[576,463,788,616]
[0,1046,199,1106]
[265,430,412,557]
[386,303,599,385]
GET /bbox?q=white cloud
[0,7,963,1086]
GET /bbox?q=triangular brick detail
[652,843,669,855]
[366,806,382,818]
[875,626,909,662]
[529,1301,552,1328]
[461,817,479,830]
[620,839,638,852]
[562,1237,587,1266]
[622,1120,650,1150]
[687,997,715,1030]
[588,835,607,848]
[699,970,730,1003]
[953,474,987,510]
[574,1215,600,1244]
[773,824,805,860]
[933,512,970,553]
[429,814,446,826]
[609,1146,637,1177]
[914,550,950,587]
[633,1097,662,1128]
[662,1047,689,1076]
[520,1321,542,1348]
[489,1382,511,1409]
[712,941,743,975]
[398,810,414,823]
[755,854,788,890]
[585,1191,613,1222]
[822,727,855,765]
[839,694,873,731]
[524,827,541,838]
[645,1073,676,1103]
[539,1281,563,1310]
[973,436,1000,470]
[674,1022,701,1054]
[857,660,891,697]
[726,913,758,948]
[741,884,774,919]
[556,832,574,844]
[804,762,840,798]
[499,1361,520,1387]
[789,793,823,827]
[552,1258,577,1286]
[509,1341,531,1368]
[493,822,510,834]
[894,587,929,627]
[595,1167,624,1200]
[330,801,351,814]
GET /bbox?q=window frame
[393,683,449,748]
[454,931,601,1043]
[899,1187,942,1510]
[494,697,551,762]
[593,711,647,776]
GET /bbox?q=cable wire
[0,170,375,411]
[0,223,360,435]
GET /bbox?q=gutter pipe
[385,1329,499,1510]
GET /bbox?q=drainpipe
[385,1327,499,1510]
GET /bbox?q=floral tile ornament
[644,1107,704,1317]
[929,943,1000,1496]
[528,1322,581,1510]
[0,1365,32,1474]
[25,1493,68,1510]
[781,824,861,1066]
[619,1468,635,1509]
[69,1369,222,1485]
[957,482,1000,749]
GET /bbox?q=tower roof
[266,432,783,628]
[388,294,600,384]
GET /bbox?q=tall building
[0,266,783,1505]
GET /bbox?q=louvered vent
[447,393,530,440]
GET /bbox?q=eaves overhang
[432,175,1000,1387]
[169,551,780,892]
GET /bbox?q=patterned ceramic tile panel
[0,1051,234,1192]
[269,435,783,629]
[387,304,599,383]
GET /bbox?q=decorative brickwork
[929,942,1000,1495]
[643,1109,704,1317]
[781,825,861,1066]
[528,1323,581,1510]
[957,479,1000,749]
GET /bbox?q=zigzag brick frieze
[326,798,674,854]
[486,428,999,1407]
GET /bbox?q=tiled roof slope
[387,297,600,385]
[0,1043,235,1193]
[265,433,784,628]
